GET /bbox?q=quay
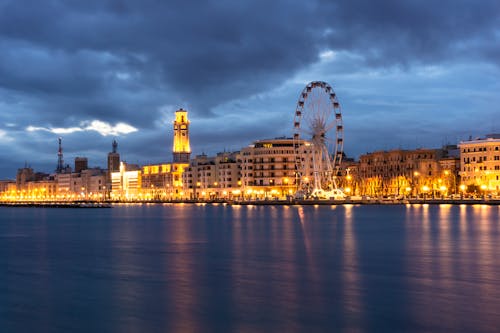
[1,198,500,207]
[0,201,112,208]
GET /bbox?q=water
[1,204,500,332]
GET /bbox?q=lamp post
[422,185,430,201]
[283,177,289,199]
[195,181,201,200]
[405,186,412,198]
[459,184,466,199]
[439,185,447,199]
[413,171,420,198]
[346,169,352,195]
[480,184,488,200]
[268,179,274,199]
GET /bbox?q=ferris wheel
[292,81,345,199]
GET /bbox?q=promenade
[2,197,500,207]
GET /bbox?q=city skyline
[1,0,499,178]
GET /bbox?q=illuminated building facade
[358,147,459,197]
[182,152,241,199]
[0,180,17,200]
[8,105,500,202]
[0,180,15,192]
[239,138,301,198]
[173,108,191,163]
[138,109,191,199]
[111,162,141,200]
[141,162,185,200]
[459,134,500,195]
[56,167,106,200]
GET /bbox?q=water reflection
[341,204,363,329]
[406,204,500,332]
[1,204,500,332]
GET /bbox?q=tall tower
[56,137,64,173]
[172,108,191,163]
[107,140,120,175]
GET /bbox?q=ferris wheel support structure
[292,81,345,199]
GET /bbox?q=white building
[459,134,500,195]
[182,152,240,199]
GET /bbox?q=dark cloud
[1,0,498,113]
[320,0,500,67]
[0,0,499,177]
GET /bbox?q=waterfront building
[0,180,16,200]
[141,162,186,200]
[239,137,301,199]
[138,108,191,199]
[56,168,107,200]
[358,147,459,197]
[16,167,35,190]
[172,108,191,163]
[111,162,141,200]
[107,140,120,184]
[216,152,241,191]
[24,179,57,200]
[79,169,107,200]
[182,151,241,199]
[338,158,360,196]
[56,172,78,198]
[74,157,88,173]
[16,168,53,194]
[13,167,57,200]
[459,134,500,195]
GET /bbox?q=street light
[439,185,447,199]
[405,186,411,198]
[195,181,201,200]
[459,184,466,199]
[422,185,430,200]
[480,184,488,199]
[413,171,420,198]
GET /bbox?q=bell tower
[172,108,191,163]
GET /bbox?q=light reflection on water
[1,204,500,332]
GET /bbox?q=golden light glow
[173,109,191,153]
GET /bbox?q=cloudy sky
[0,0,499,178]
